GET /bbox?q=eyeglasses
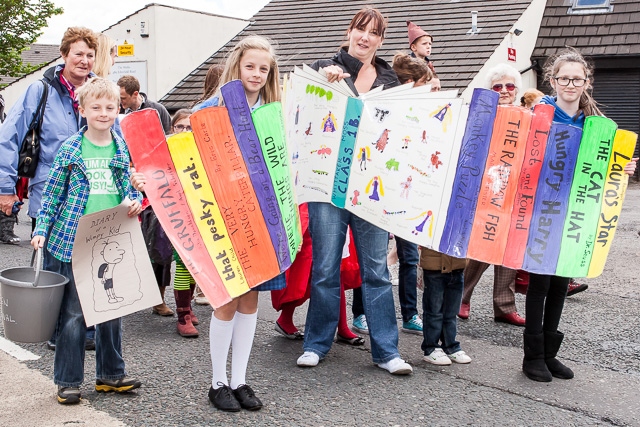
[553,77,587,87]
[173,124,192,132]
[492,83,516,92]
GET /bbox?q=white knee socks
[230,311,258,389]
[209,313,234,389]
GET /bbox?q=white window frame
[568,0,613,14]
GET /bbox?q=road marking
[0,336,40,361]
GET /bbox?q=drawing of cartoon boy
[98,240,126,304]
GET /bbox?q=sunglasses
[492,83,516,92]
[173,124,192,132]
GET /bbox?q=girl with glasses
[171,108,192,134]
[539,49,600,125]
[523,48,637,382]
[165,109,203,339]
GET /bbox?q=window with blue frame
[567,0,615,15]
[568,0,613,14]
[574,0,609,7]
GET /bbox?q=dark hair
[192,64,224,107]
[346,7,388,39]
[171,109,192,128]
[116,75,140,95]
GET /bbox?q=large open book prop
[284,66,637,278]
[121,81,301,308]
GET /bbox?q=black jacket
[0,94,5,123]
[138,93,171,134]
[409,52,436,73]
[310,48,400,96]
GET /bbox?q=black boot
[0,212,20,245]
[523,333,552,382]
[544,331,574,379]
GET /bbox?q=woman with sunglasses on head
[459,64,525,327]
[522,48,637,382]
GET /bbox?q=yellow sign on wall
[117,42,134,57]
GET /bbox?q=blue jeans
[48,325,95,345]
[421,269,464,355]
[304,202,399,364]
[395,236,419,322]
[45,250,127,387]
[351,237,419,322]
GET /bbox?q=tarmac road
[1,184,640,426]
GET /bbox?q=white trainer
[377,357,413,375]
[424,348,452,365]
[297,351,320,367]
[448,350,472,364]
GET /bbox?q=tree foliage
[0,0,63,80]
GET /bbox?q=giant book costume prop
[284,67,637,278]
[122,72,637,308]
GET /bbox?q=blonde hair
[76,77,120,108]
[543,47,602,117]
[392,52,433,84]
[93,34,116,78]
[215,35,280,104]
[520,88,544,108]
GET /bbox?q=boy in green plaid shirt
[31,78,142,405]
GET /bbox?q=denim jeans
[45,250,127,387]
[395,236,419,322]
[304,202,399,364]
[421,269,464,355]
[351,237,419,322]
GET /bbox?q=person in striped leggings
[173,250,200,337]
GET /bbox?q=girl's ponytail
[579,84,602,117]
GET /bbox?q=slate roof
[0,44,60,86]
[161,0,533,110]
[532,0,640,59]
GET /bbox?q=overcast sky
[37,0,270,44]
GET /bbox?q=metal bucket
[0,249,68,343]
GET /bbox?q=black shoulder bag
[17,80,49,178]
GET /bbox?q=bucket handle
[30,248,42,288]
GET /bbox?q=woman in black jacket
[296,7,412,375]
